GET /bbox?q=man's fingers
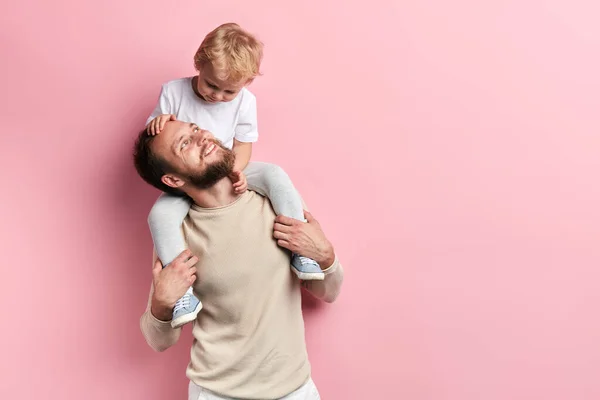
[185,255,199,267]
[274,215,297,226]
[304,210,315,223]
[173,249,192,264]
[273,230,288,241]
[188,274,197,285]
[277,239,291,249]
[189,266,197,276]
[273,222,292,233]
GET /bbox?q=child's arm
[230,140,252,194]
[148,114,176,136]
[230,91,259,193]
[146,84,175,135]
[233,139,252,171]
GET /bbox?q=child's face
[195,64,249,103]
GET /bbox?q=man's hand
[151,250,198,321]
[230,170,248,194]
[273,211,335,268]
[146,114,176,136]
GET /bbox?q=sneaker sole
[170,301,203,329]
[291,267,325,281]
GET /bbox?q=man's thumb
[304,210,315,223]
[152,259,163,277]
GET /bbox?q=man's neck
[184,178,241,209]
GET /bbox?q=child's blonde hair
[194,23,263,83]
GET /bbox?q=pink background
[2,0,600,399]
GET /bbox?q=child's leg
[147,193,202,328]
[148,193,192,265]
[244,162,304,219]
[244,162,325,280]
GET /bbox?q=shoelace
[298,255,317,266]
[173,295,191,313]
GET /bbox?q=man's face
[151,120,235,190]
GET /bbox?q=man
[133,120,344,400]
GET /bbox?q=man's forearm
[151,295,174,322]
[303,257,344,303]
[141,283,182,352]
[315,247,335,271]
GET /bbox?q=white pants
[188,379,321,400]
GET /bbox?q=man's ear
[161,174,185,189]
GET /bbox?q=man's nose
[197,129,211,144]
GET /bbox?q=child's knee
[148,196,191,227]
[147,203,169,227]
[262,163,291,183]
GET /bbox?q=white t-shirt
[146,77,258,149]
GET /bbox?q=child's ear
[161,174,185,189]
[245,77,255,86]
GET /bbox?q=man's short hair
[132,129,185,196]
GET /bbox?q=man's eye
[193,127,199,132]
[181,140,190,149]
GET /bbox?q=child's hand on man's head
[147,114,176,136]
[230,170,248,194]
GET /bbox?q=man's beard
[186,142,235,189]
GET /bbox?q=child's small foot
[291,254,325,280]
[171,287,202,329]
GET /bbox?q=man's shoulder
[246,189,273,209]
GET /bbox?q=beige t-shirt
[140,191,344,399]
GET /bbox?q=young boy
[146,23,324,329]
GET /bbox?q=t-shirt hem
[234,132,259,143]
